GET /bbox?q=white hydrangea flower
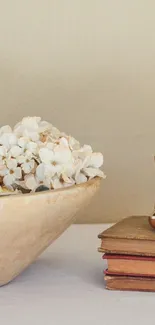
[0,146,12,172]
[74,152,104,181]
[39,148,54,164]
[10,145,23,158]
[17,151,35,174]
[83,167,105,179]
[86,152,103,169]
[61,162,76,178]
[14,117,41,141]
[36,163,45,182]
[0,133,17,150]
[22,116,41,128]
[61,172,75,185]
[47,126,61,140]
[74,157,90,179]
[14,117,57,143]
[0,145,9,161]
[18,137,38,155]
[68,136,80,150]
[0,158,22,187]
[38,147,72,176]
[0,116,105,194]
[0,125,12,135]
[51,176,64,189]
[54,145,72,164]
[59,137,69,148]
[75,172,87,184]
[0,146,8,157]
[27,141,38,154]
[20,129,39,142]
[46,142,55,150]
[24,174,39,191]
[38,120,53,134]
[73,145,93,159]
[36,163,58,187]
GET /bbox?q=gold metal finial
[149,213,155,229]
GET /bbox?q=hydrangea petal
[3,174,15,186]
[22,160,35,174]
[0,125,12,135]
[10,145,23,158]
[39,148,54,164]
[18,137,28,148]
[14,167,22,179]
[25,174,38,190]
[0,146,7,157]
[51,177,63,189]
[21,116,41,130]
[0,133,17,149]
[0,168,8,176]
[27,141,38,154]
[75,172,87,184]
[6,158,17,170]
[83,167,105,179]
[36,163,45,181]
[88,152,103,168]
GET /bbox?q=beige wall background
[0,0,155,222]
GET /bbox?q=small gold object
[149,214,155,229]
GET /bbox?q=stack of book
[98,216,155,291]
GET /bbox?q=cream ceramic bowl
[0,177,101,285]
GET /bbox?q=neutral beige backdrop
[0,0,155,223]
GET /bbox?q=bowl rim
[0,177,101,200]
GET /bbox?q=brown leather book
[103,254,155,276]
[104,274,155,291]
[98,216,155,256]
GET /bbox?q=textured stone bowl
[0,177,101,285]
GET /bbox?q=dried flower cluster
[0,117,105,195]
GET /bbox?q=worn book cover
[103,254,155,276]
[104,274,155,292]
[104,268,155,278]
[98,216,155,256]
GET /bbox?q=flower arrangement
[0,117,105,195]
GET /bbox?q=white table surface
[1,224,155,325]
